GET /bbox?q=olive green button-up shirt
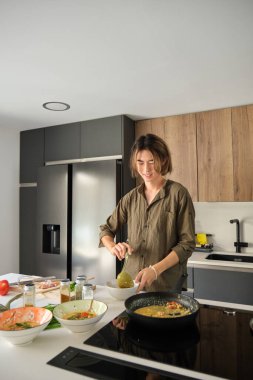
[99,180,195,291]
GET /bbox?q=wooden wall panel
[196,108,234,201]
[231,105,253,201]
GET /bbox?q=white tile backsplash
[194,202,253,253]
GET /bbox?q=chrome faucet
[229,219,248,253]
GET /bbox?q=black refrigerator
[35,160,123,284]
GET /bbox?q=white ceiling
[1,0,253,131]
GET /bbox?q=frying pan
[125,291,199,329]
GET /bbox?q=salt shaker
[23,283,35,307]
[75,277,86,300]
[82,283,94,300]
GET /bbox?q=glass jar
[75,277,86,300]
[76,274,87,283]
[23,283,35,307]
[82,283,94,300]
[60,279,70,303]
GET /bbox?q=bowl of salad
[53,299,107,333]
[0,306,52,345]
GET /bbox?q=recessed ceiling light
[42,102,70,111]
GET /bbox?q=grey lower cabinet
[20,128,44,183]
[20,187,37,275]
[182,266,194,297]
[194,267,253,305]
[45,122,81,162]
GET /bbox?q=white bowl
[106,279,138,300]
[53,299,107,333]
[0,307,52,346]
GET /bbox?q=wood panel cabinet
[164,114,198,201]
[196,108,234,201]
[231,105,253,201]
[135,115,198,201]
[135,104,253,201]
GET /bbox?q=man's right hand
[110,241,133,260]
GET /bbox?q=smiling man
[99,134,195,293]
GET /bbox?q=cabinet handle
[223,310,236,316]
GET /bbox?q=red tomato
[0,279,10,296]
[80,312,89,318]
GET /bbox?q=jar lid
[76,278,85,284]
[76,275,87,281]
[83,283,93,288]
[24,283,35,290]
[76,274,86,279]
[60,279,70,284]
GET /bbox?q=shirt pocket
[154,209,176,232]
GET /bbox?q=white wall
[0,127,19,275]
[194,202,253,253]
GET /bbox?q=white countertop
[1,274,252,380]
[188,250,253,272]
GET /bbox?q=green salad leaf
[43,304,61,330]
[70,281,75,292]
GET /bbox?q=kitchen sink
[206,253,253,263]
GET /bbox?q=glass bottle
[82,283,94,300]
[75,277,86,300]
[23,283,35,307]
[60,279,70,303]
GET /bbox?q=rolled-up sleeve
[99,194,129,247]
[171,189,195,263]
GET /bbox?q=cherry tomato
[0,279,10,296]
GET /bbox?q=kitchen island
[0,274,253,380]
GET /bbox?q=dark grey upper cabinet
[81,115,135,195]
[81,115,128,158]
[45,122,81,162]
[20,128,44,183]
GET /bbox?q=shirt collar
[137,179,169,198]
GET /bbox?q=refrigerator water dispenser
[43,224,60,254]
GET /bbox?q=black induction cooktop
[48,305,253,380]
